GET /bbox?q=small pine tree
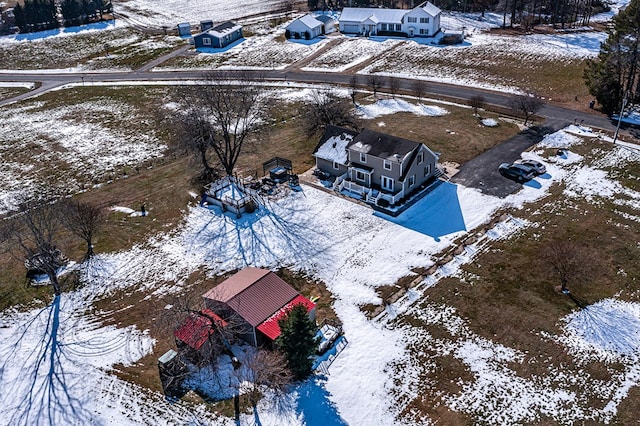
[276,304,319,381]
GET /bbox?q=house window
[424,164,431,177]
[420,28,429,35]
[333,161,340,170]
[395,24,402,31]
[381,176,394,192]
[383,160,392,170]
[355,171,366,182]
[417,152,424,165]
[409,175,416,187]
[203,37,212,46]
[407,17,417,23]
[420,17,430,23]
[381,23,388,30]
[360,153,366,163]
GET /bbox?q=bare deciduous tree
[6,200,66,295]
[349,75,359,106]
[412,79,428,102]
[388,77,401,98]
[176,72,268,178]
[366,74,385,99]
[543,239,597,296]
[61,199,105,260]
[173,103,220,182]
[508,94,544,126]
[235,349,293,422]
[468,94,486,116]
[301,90,360,137]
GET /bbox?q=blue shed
[193,21,243,49]
[177,22,191,37]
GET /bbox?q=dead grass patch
[393,145,640,420]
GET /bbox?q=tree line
[13,0,112,34]
[585,0,640,115]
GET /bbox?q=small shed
[177,22,191,37]
[193,21,243,49]
[200,19,214,31]
[316,15,337,34]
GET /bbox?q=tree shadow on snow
[0,296,93,426]
[194,194,327,268]
[375,181,466,241]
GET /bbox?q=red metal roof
[203,268,300,327]
[256,295,316,341]
[202,268,270,303]
[174,309,227,351]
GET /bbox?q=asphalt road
[0,68,619,134]
[0,63,627,200]
[451,118,570,197]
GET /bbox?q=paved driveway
[450,119,570,197]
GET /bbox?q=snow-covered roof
[315,14,336,25]
[339,8,408,24]
[297,14,323,29]
[314,132,355,164]
[206,21,242,38]
[417,1,441,16]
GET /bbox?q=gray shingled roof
[349,128,420,160]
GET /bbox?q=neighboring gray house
[193,21,243,49]
[339,1,441,37]
[285,14,323,39]
[314,126,440,207]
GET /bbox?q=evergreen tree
[14,3,26,32]
[276,304,319,381]
[584,0,640,115]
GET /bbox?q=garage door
[342,24,360,34]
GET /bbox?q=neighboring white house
[339,1,441,37]
[285,14,324,39]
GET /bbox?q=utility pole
[613,93,628,144]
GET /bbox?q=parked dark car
[498,163,535,183]
[514,159,546,175]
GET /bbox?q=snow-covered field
[113,0,290,27]
[1,0,639,423]
[2,116,639,424]
[0,96,165,213]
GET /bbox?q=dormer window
[360,152,367,163]
[383,160,392,170]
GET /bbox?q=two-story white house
[339,1,441,37]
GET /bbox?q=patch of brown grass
[360,99,521,164]
[394,159,640,421]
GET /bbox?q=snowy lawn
[0,89,166,213]
[113,0,291,27]
[0,22,169,70]
[388,128,640,424]
[1,106,639,424]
